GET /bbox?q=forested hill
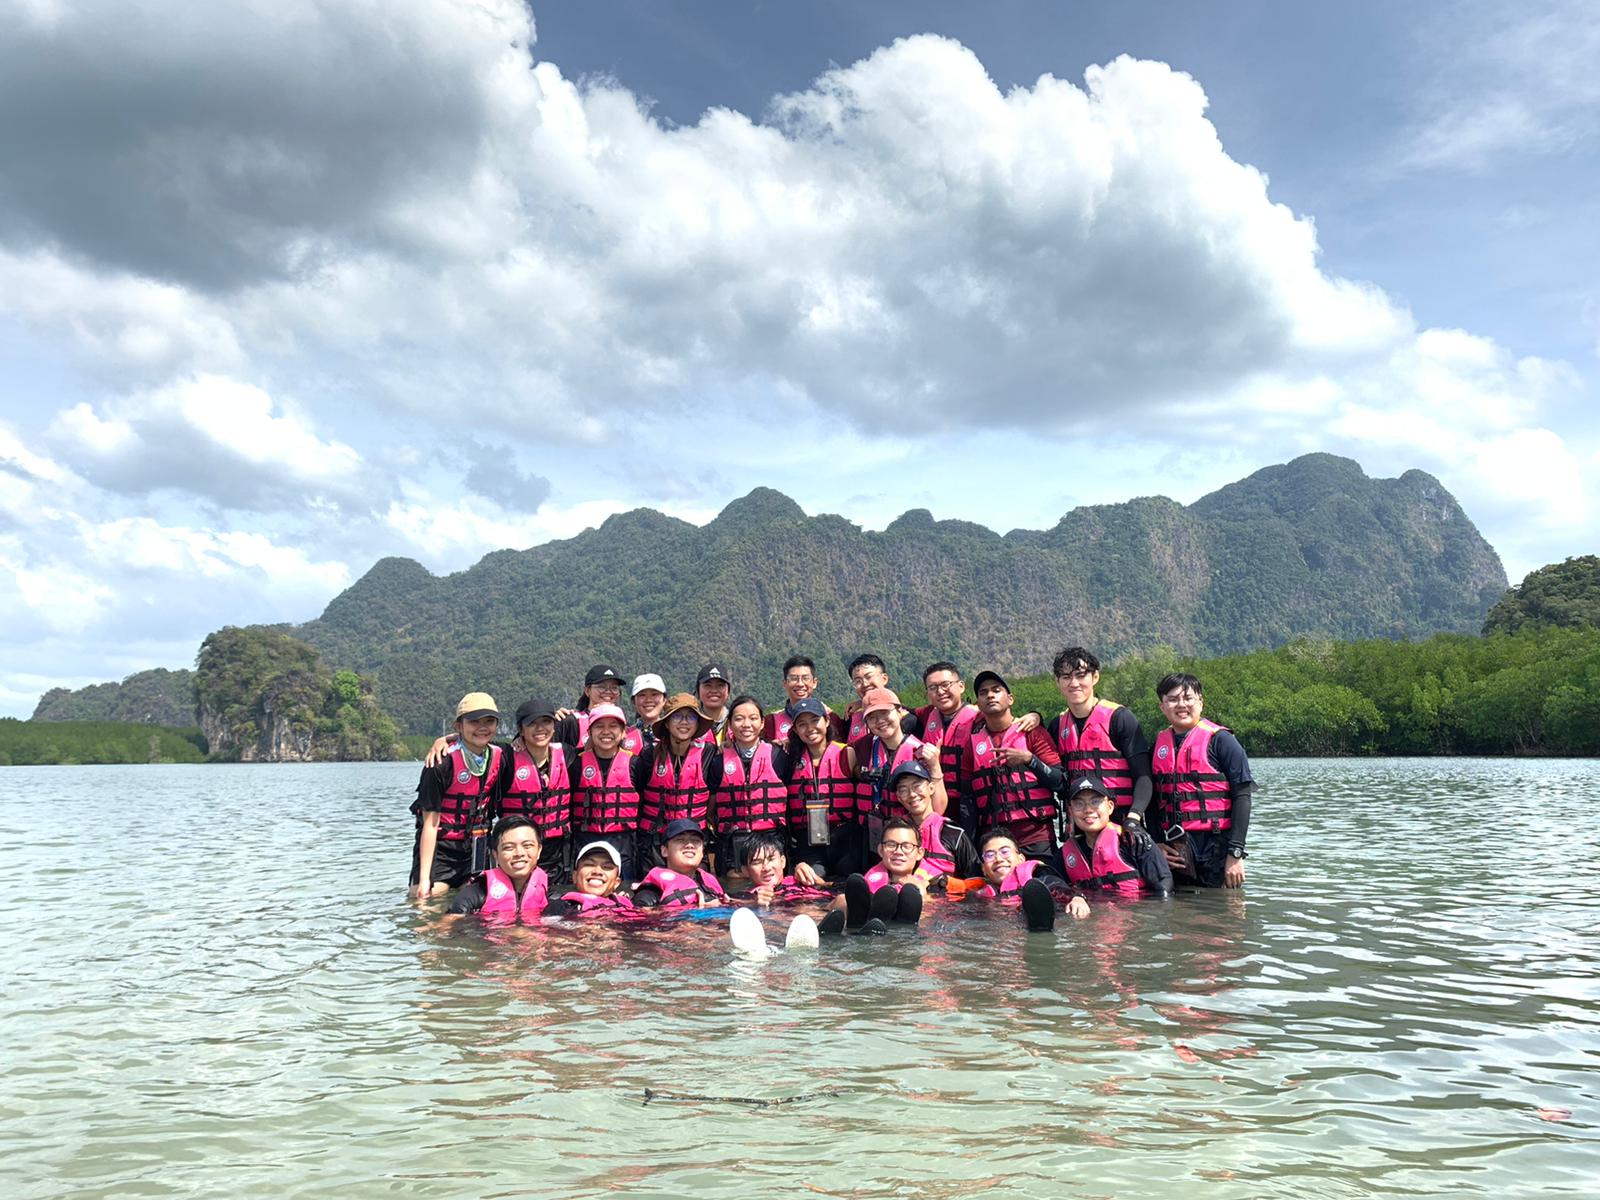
[296,454,1508,733]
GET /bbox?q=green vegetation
[296,454,1508,733]
[921,626,1599,757]
[0,718,207,765]
[1483,555,1600,635]
[32,668,196,726]
[194,626,407,761]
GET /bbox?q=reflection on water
[2,759,1596,1197]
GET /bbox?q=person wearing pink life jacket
[552,664,628,747]
[627,674,667,757]
[1047,646,1157,857]
[410,692,504,899]
[1150,673,1256,889]
[556,840,637,915]
[1058,774,1173,896]
[958,671,1066,860]
[447,817,550,921]
[817,818,931,935]
[761,655,846,743]
[566,703,644,881]
[635,692,720,869]
[888,759,979,882]
[713,696,793,876]
[969,826,1088,931]
[911,662,983,834]
[785,698,870,885]
[633,820,727,909]
[851,687,946,831]
[732,832,834,906]
[487,697,572,880]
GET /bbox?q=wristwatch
[1227,845,1248,860]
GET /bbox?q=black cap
[585,664,624,687]
[788,696,828,722]
[1067,774,1109,800]
[889,759,932,788]
[972,669,1010,693]
[514,698,557,728]
[658,818,710,845]
[696,663,730,687]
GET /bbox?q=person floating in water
[734,832,832,906]
[969,825,1087,931]
[1057,774,1173,896]
[634,820,727,908]
[447,817,549,922]
[557,840,637,915]
[819,817,932,935]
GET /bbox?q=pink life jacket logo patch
[583,766,596,780]
[456,770,471,784]
[1156,745,1170,759]
[975,742,990,756]
[1064,854,1078,868]
[656,762,668,776]
[488,881,509,899]
[515,766,530,781]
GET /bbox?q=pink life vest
[1059,825,1143,895]
[715,742,789,832]
[854,733,924,816]
[921,703,980,747]
[574,709,593,746]
[769,876,833,903]
[500,747,571,839]
[1055,700,1135,814]
[1151,720,1233,833]
[974,857,1041,900]
[763,708,797,744]
[477,866,550,920]
[623,725,647,756]
[639,744,712,831]
[560,890,637,914]
[569,749,639,834]
[639,865,726,908]
[916,810,957,876]
[789,741,866,827]
[964,723,1056,829]
[438,744,503,841]
[847,709,868,743]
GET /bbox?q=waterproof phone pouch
[469,832,491,875]
[806,799,831,846]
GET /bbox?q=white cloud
[1400,0,1600,171]
[0,3,1595,708]
[46,374,377,512]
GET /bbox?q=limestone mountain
[295,454,1507,732]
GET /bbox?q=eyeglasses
[880,840,918,852]
[1068,797,1110,811]
[1056,669,1094,682]
[1160,692,1200,704]
[784,673,815,683]
[925,679,963,693]
[980,847,1017,862]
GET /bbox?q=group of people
[408,647,1256,933]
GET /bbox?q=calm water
[2,759,1597,1198]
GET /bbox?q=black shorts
[1172,828,1229,888]
[410,834,478,889]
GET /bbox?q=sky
[1,0,1597,716]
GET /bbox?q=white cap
[575,840,622,869]
[632,673,667,697]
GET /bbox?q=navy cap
[584,664,624,687]
[789,696,828,722]
[889,759,932,788]
[1067,774,1109,800]
[658,818,710,845]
